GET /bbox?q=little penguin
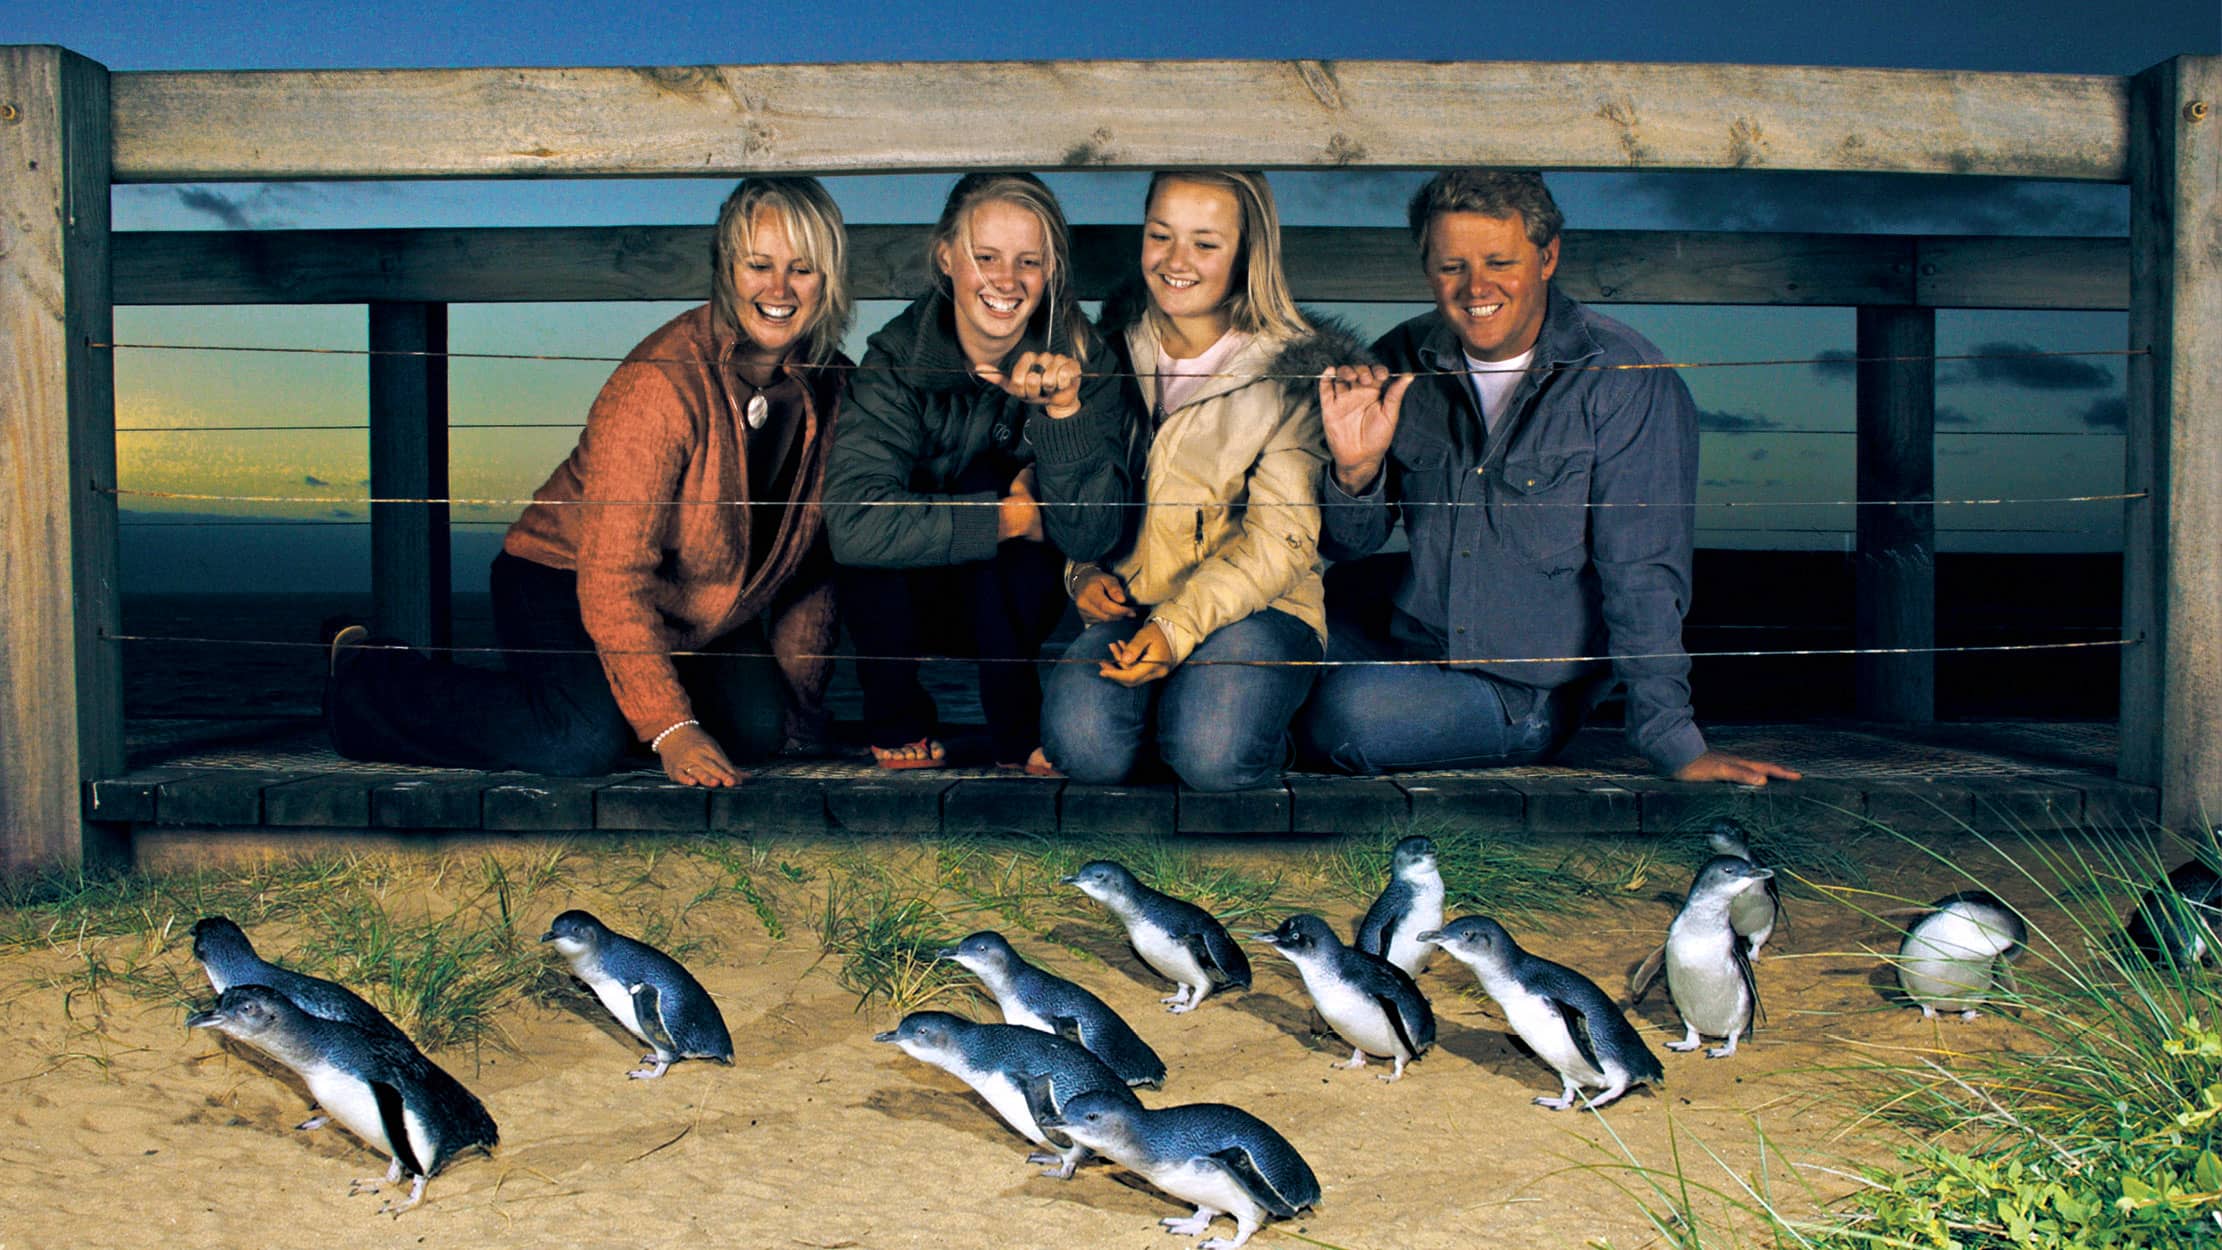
[1255,913,1435,1080]
[873,1010,1141,1179]
[1061,860,1251,1013]
[188,984,497,1214]
[540,909,733,1079]
[191,916,407,1043]
[1353,835,1445,978]
[1706,818,1785,957]
[2124,855,2222,966]
[938,931,1167,1087]
[1421,915,1663,1110]
[1039,1089,1319,1250]
[1896,891,2025,1021]
[1632,855,1771,1059]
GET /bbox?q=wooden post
[0,47,125,874]
[2121,56,2222,831]
[368,301,450,650]
[1853,305,1937,723]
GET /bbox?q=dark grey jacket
[1320,286,1706,773]
[824,288,1136,568]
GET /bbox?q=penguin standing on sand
[873,1010,1141,1179]
[1061,861,1251,1014]
[1632,856,1771,1058]
[938,931,1167,1087]
[1040,1089,1319,1250]
[1706,819,1785,957]
[188,984,497,1215]
[2124,855,2222,965]
[1421,916,1663,1110]
[540,910,732,1079]
[1255,914,1434,1081]
[1354,835,1445,978]
[1895,891,2025,1020]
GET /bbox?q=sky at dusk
[7,1,2216,592]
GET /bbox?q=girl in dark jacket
[825,173,1136,772]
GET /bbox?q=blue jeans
[1294,619,1568,774]
[1042,609,1320,792]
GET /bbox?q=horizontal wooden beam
[108,60,2131,183]
[112,224,2130,310]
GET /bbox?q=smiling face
[1424,211,1558,363]
[728,205,823,364]
[1141,177,1243,340]
[938,198,1049,367]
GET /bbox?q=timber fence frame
[1,51,2215,871]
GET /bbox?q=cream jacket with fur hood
[1076,296,1363,666]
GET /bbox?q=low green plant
[810,872,970,1017]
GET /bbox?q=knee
[1293,681,1382,776]
[1042,710,1140,784]
[1162,720,1286,793]
[519,715,632,777]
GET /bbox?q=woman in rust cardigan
[326,176,853,786]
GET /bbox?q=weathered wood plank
[2120,56,2222,832]
[1395,779,1526,835]
[157,770,316,826]
[943,778,1061,836]
[0,48,122,873]
[483,778,605,832]
[1854,305,1937,724]
[596,778,709,832]
[1059,783,1176,838]
[369,773,485,829]
[709,778,828,835]
[86,768,199,824]
[1287,777,1409,836]
[113,225,2123,309]
[263,773,373,827]
[1177,785,1291,837]
[1963,777,2084,830]
[1860,780,1975,834]
[108,62,2129,182]
[1509,779,1640,836]
[368,301,450,649]
[825,776,950,836]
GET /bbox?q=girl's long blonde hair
[1143,170,1310,342]
[711,176,853,366]
[928,172,1093,363]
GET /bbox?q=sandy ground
[0,835,2043,1250]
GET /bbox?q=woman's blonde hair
[1143,170,1310,342]
[928,172,1093,364]
[711,176,852,367]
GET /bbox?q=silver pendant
[745,393,769,430]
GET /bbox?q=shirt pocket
[1495,451,1593,566]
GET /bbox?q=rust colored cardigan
[503,305,846,742]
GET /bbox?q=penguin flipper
[1628,944,1666,1002]
[1084,1014,1168,1087]
[1552,997,1607,1076]
[1205,1146,1302,1220]
[1048,1015,1086,1046]
[630,983,679,1058]
[1730,940,1765,1027]
[1373,992,1428,1059]
[370,1079,426,1180]
[1196,924,1252,990]
[1019,1072,1073,1149]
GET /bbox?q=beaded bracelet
[650,718,700,753]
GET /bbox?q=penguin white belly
[303,1060,431,1172]
[1495,986,1606,1085]
[1386,883,1445,976]
[952,1061,1045,1145]
[1728,893,1775,944]
[1131,922,1209,988]
[1900,914,2003,1007]
[995,993,1055,1035]
[1302,969,1406,1058]
[1665,930,1748,1037]
[576,967,649,1044]
[1150,1157,1265,1222]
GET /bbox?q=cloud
[1935,405,1978,426]
[304,473,330,487]
[1697,408,1782,432]
[2080,396,2128,428]
[168,184,319,230]
[1952,341,2114,391]
[1617,172,2127,236]
[1811,349,1858,382]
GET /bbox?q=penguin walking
[1255,914,1434,1080]
[1706,819,1785,957]
[541,910,732,1079]
[2124,856,2222,966]
[1039,1089,1319,1250]
[1895,891,2025,1020]
[188,984,497,1215]
[873,1010,1141,1179]
[1632,856,1771,1059]
[1353,835,1445,978]
[1061,861,1251,1014]
[938,931,1166,1087]
[1421,916,1663,1110]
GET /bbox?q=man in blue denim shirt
[1296,170,1799,786]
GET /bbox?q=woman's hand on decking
[657,724,742,787]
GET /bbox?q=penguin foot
[378,1174,429,1217]
[1665,1026,1704,1053]
[1535,1092,1578,1110]
[1704,1042,1739,1059]
[629,1055,672,1079]
[1162,1208,1218,1236]
[1026,1150,1080,1179]
[1332,1049,1369,1071]
[1958,1008,1981,1022]
[1918,1005,1939,1020]
[1378,1056,1411,1082]
[1582,1082,1635,1110]
[1200,1237,1251,1250]
[296,1114,330,1131]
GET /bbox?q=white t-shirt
[1464,344,1535,441]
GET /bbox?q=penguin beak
[1750,868,1776,881]
[1415,930,1445,944]
[1056,874,1079,886]
[871,1030,899,1044]
[185,1008,222,1029]
[932,947,958,962]
[538,930,557,943]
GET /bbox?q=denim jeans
[327,552,787,775]
[1294,616,1570,775]
[1042,608,1320,792]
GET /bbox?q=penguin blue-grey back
[541,909,733,1079]
[1060,860,1251,1013]
[2124,857,2222,966]
[1353,836,1445,978]
[1257,913,1435,1081]
[873,1010,1140,1178]
[1705,819,1784,957]
[1040,1090,1319,1249]
[190,916,406,1043]
[1896,891,2025,1021]
[188,984,496,1214]
[938,931,1166,1087]
[1422,915,1662,1110]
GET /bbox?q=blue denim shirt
[1320,287,1707,774]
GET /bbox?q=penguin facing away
[873,1010,1141,1179]
[1040,1089,1319,1250]
[1895,891,2026,1021]
[1255,913,1435,1081]
[1632,855,1771,1059]
[2123,855,2222,966]
[1421,915,1663,1110]
[1706,818,1785,957]
[541,910,733,1079]
[188,984,498,1215]
[191,916,407,1043]
[1354,835,1446,978]
[1061,861,1251,1013]
[938,931,1167,1088]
